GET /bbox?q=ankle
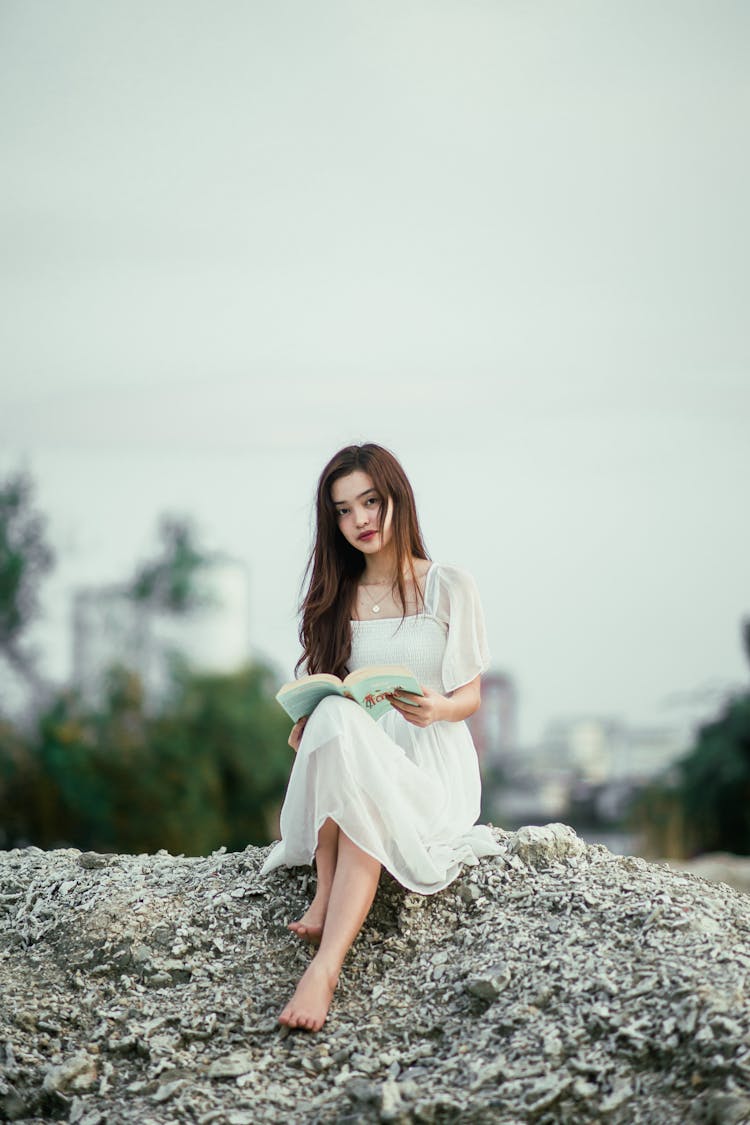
[310,955,341,989]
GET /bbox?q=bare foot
[287,901,327,944]
[278,959,338,1031]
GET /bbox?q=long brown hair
[296,443,430,678]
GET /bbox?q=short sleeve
[434,564,491,693]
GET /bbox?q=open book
[275,664,424,723]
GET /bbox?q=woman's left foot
[288,921,323,944]
[278,960,338,1031]
[287,902,327,944]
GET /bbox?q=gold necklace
[358,578,394,615]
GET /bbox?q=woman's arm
[288,715,309,751]
[388,675,481,728]
[439,675,481,721]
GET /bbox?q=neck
[361,545,401,585]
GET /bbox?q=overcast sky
[1,0,748,745]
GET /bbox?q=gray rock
[153,1079,185,1102]
[510,822,587,867]
[145,971,173,988]
[207,1051,255,1078]
[465,962,511,1000]
[42,1052,98,1093]
[379,1077,407,1122]
[78,852,109,870]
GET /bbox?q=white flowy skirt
[260,695,501,895]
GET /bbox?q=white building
[71,554,251,710]
[536,714,686,783]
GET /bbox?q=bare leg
[279,830,381,1031]
[288,818,339,944]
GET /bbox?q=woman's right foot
[278,959,338,1031]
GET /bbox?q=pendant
[372,604,381,613]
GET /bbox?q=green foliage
[0,469,54,649]
[0,662,293,855]
[674,693,750,854]
[634,688,750,858]
[0,718,40,848]
[632,616,750,858]
[130,516,210,614]
[0,478,292,855]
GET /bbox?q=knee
[312,694,358,723]
[300,694,360,746]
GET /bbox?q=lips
[358,531,377,541]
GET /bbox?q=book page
[346,668,423,722]
[343,663,415,686]
[275,680,347,722]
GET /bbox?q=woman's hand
[288,716,309,752]
[387,685,448,728]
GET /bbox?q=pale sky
[1,0,748,745]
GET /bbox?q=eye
[366,496,380,506]
[335,507,349,517]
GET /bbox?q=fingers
[392,688,421,701]
[390,693,421,710]
[389,700,428,727]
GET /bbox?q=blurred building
[535,715,686,784]
[486,712,689,853]
[614,724,688,781]
[72,554,250,709]
[539,715,688,787]
[536,716,624,783]
[468,670,518,762]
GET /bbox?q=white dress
[260,562,502,894]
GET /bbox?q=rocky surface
[664,853,750,897]
[1,822,750,1124]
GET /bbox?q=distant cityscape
[468,672,688,854]
[2,560,692,855]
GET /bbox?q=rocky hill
[1,823,749,1125]
[664,853,750,897]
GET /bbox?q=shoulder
[410,557,433,580]
[432,562,480,589]
[430,564,483,620]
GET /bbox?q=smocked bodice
[348,613,449,694]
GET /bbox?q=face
[330,470,394,555]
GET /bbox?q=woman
[261,442,501,1030]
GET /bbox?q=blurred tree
[0,493,295,855]
[0,717,39,847]
[671,691,750,855]
[130,515,210,614]
[633,616,750,857]
[0,470,54,702]
[156,661,292,850]
[0,660,292,855]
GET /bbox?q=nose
[355,505,370,528]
